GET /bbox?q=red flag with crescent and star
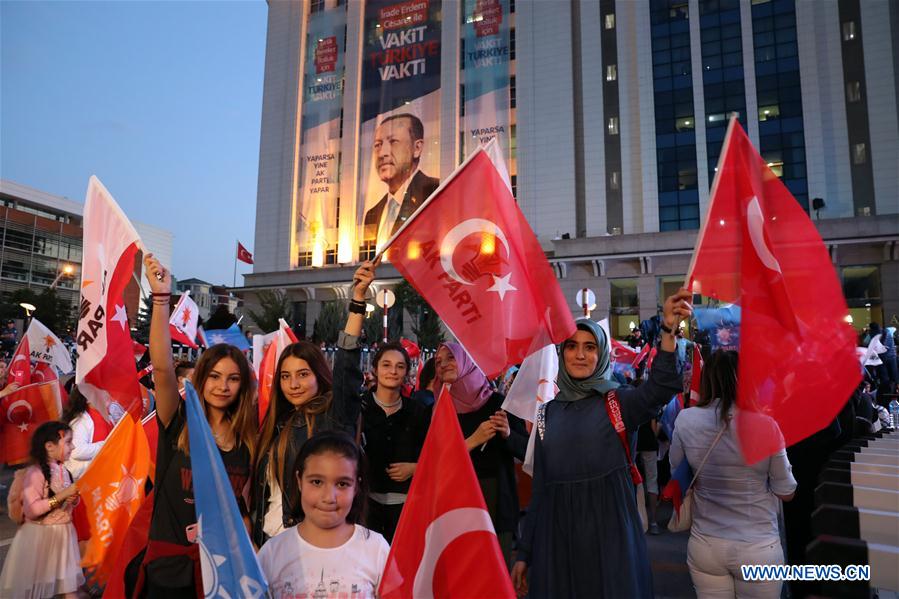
[379,387,515,599]
[74,176,143,423]
[7,337,31,387]
[687,118,860,463]
[237,241,254,264]
[385,140,575,377]
[0,380,62,464]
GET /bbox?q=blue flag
[183,381,268,598]
[199,323,251,351]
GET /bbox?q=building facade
[0,179,174,327]
[176,277,242,322]
[241,0,899,339]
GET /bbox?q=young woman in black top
[249,261,373,547]
[141,254,258,598]
[359,341,431,542]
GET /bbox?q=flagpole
[233,240,238,288]
[684,114,739,290]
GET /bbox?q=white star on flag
[111,304,129,330]
[210,334,226,344]
[486,273,517,300]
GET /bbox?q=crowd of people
[0,256,891,599]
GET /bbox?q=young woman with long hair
[138,254,259,597]
[249,261,374,547]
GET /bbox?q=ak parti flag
[25,317,73,374]
[386,140,575,377]
[75,413,150,586]
[169,292,200,349]
[0,380,62,464]
[380,387,515,599]
[688,118,860,463]
[75,176,143,423]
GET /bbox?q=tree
[394,281,445,349]
[245,289,291,332]
[312,301,346,345]
[133,296,152,345]
[0,288,73,334]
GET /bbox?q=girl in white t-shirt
[257,431,390,599]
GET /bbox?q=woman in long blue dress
[513,289,692,598]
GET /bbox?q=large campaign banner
[462,0,511,160]
[296,5,346,267]
[358,0,442,256]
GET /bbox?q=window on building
[842,266,882,330]
[842,21,857,41]
[607,116,619,135]
[853,142,867,164]
[606,64,617,81]
[765,158,784,177]
[510,75,516,108]
[675,116,694,131]
[310,0,325,14]
[610,278,640,338]
[605,13,616,29]
[758,104,780,120]
[846,81,861,103]
[510,28,516,60]
[669,2,688,20]
[460,84,465,117]
[609,171,620,190]
[460,38,465,70]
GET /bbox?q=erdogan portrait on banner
[364,113,440,251]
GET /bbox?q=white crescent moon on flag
[6,399,33,424]
[413,507,496,598]
[439,219,511,286]
[746,196,782,273]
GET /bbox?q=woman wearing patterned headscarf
[512,289,692,598]
[434,342,528,566]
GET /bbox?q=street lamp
[19,303,36,317]
[49,264,75,290]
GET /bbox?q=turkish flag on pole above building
[687,118,859,463]
[236,241,254,264]
[385,139,575,378]
[75,176,144,423]
[379,387,515,599]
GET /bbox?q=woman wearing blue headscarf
[513,289,692,598]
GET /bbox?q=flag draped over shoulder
[75,176,143,422]
[75,413,150,586]
[183,381,269,598]
[688,119,860,463]
[385,140,575,378]
[25,317,73,373]
[380,387,515,599]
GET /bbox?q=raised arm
[330,261,379,428]
[620,289,692,430]
[144,254,180,428]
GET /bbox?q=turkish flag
[610,337,638,365]
[688,119,859,463]
[7,337,31,386]
[75,176,143,423]
[237,241,254,264]
[0,380,62,464]
[257,319,299,423]
[386,140,575,377]
[379,387,515,598]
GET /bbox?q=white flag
[501,343,559,475]
[25,317,73,373]
[169,292,199,347]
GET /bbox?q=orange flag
[75,413,150,585]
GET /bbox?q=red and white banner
[75,176,143,422]
[237,241,254,265]
[169,292,199,349]
[255,319,299,423]
[0,380,62,464]
[7,337,31,387]
[380,387,515,598]
[386,140,575,377]
[688,119,859,463]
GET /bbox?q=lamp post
[19,302,36,331]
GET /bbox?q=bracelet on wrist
[659,322,675,335]
[348,301,367,315]
[150,292,171,298]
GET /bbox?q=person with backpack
[0,421,83,598]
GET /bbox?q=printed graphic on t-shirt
[270,568,372,599]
